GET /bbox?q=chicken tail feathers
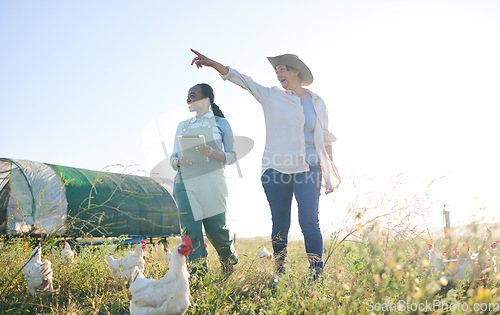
[131,266,145,283]
[40,262,53,277]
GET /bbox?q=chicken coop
[0,158,180,238]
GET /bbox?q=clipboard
[178,135,209,163]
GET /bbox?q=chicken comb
[140,240,147,244]
[427,244,432,250]
[182,236,192,248]
[454,247,460,256]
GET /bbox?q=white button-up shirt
[221,67,340,189]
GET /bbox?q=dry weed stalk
[322,173,442,273]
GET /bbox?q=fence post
[443,204,450,234]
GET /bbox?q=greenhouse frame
[0,158,180,237]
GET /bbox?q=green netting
[46,164,180,237]
[0,184,8,220]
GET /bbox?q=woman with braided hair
[170,83,238,277]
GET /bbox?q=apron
[176,116,228,221]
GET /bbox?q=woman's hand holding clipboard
[178,135,209,163]
[195,145,215,157]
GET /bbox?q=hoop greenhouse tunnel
[0,158,180,237]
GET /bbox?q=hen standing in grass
[489,241,500,273]
[428,244,445,271]
[164,246,172,263]
[256,247,273,260]
[151,242,171,263]
[129,237,193,315]
[105,240,147,283]
[466,230,498,277]
[23,243,54,296]
[448,242,476,281]
[60,241,74,265]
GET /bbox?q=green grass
[1,231,500,314]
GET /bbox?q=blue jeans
[261,164,323,269]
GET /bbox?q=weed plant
[1,228,500,314]
[2,170,499,313]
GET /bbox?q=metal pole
[443,204,450,236]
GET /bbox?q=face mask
[190,98,210,109]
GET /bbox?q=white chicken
[490,241,500,252]
[428,244,445,272]
[105,240,147,284]
[487,241,500,273]
[22,243,54,296]
[129,237,193,315]
[466,238,498,277]
[447,243,476,281]
[60,241,75,265]
[428,243,474,281]
[466,239,479,260]
[486,227,493,244]
[164,246,172,263]
[151,242,170,263]
[429,238,499,282]
[256,247,273,260]
[442,248,449,259]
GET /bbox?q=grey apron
[177,116,227,221]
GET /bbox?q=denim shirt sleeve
[170,121,184,170]
[216,118,237,165]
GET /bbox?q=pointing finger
[190,48,202,57]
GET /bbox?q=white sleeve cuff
[324,132,337,145]
[220,67,234,81]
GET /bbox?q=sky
[1,0,500,238]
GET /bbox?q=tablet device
[178,135,209,163]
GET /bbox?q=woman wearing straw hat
[190,49,340,282]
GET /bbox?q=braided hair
[197,83,225,118]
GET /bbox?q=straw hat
[267,54,313,86]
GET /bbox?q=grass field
[1,225,500,314]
